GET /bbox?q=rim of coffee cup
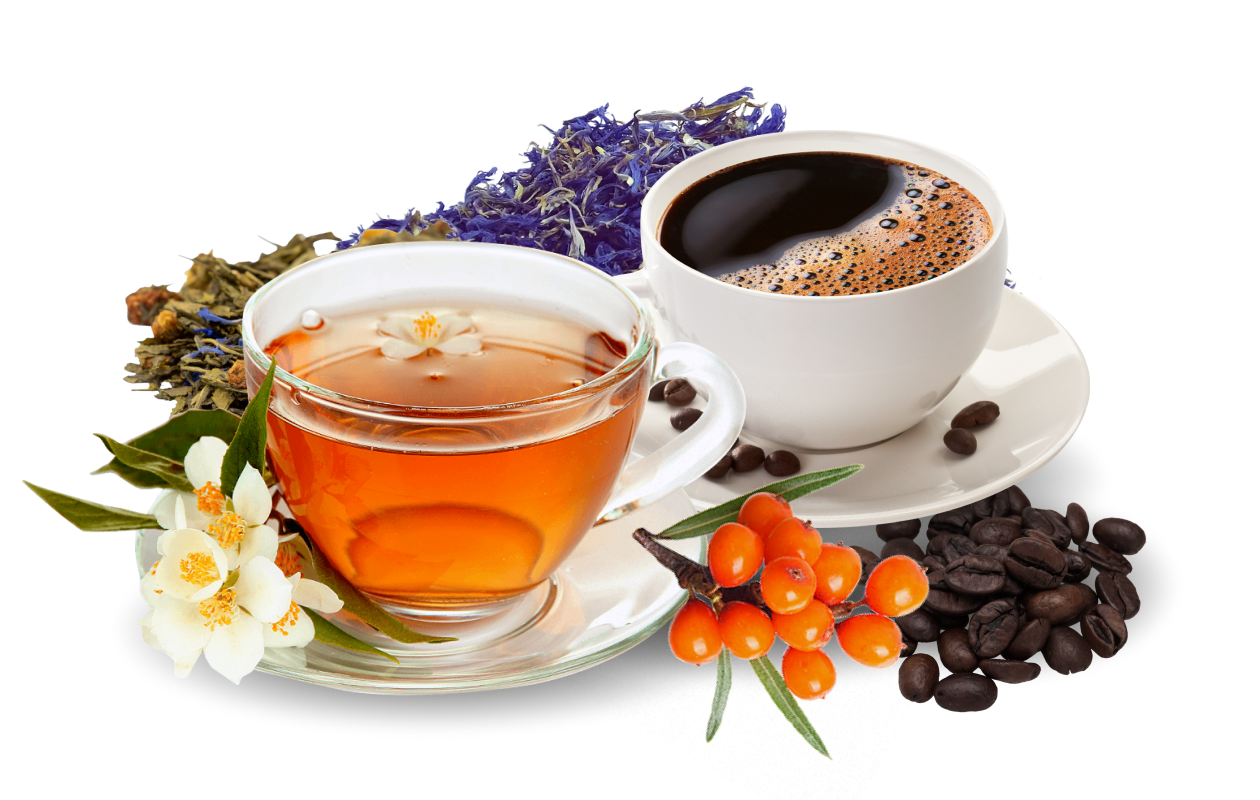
[639,129,1007,302]
[240,241,657,415]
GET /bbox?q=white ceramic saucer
[636,289,1089,527]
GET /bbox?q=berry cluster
[659,492,929,700]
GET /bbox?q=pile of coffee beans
[649,379,802,478]
[944,400,1000,455]
[878,483,1143,712]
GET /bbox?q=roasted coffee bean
[997,575,1024,597]
[944,555,1007,596]
[951,400,1000,429]
[876,519,922,542]
[763,450,801,476]
[1043,510,1074,548]
[902,639,918,657]
[1024,508,1070,548]
[968,598,1023,658]
[663,378,696,406]
[925,570,947,592]
[895,608,941,643]
[1024,586,1088,626]
[934,673,998,712]
[938,628,979,673]
[852,546,880,584]
[1005,538,1066,590]
[1063,583,1098,626]
[1079,541,1133,575]
[1022,507,1053,536]
[1093,517,1146,555]
[704,454,733,479]
[944,427,977,455]
[930,610,972,630]
[989,489,1013,519]
[1043,626,1093,674]
[929,510,970,535]
[1004,618,1051,661]
[975,544,1008,560]
[925,527,948,540]
[970,517,1023,547]
[648,380,669,401]
[925,588,987,617]
[881,538,925,562]
[979,658,1041,684]
[729,443,765,472]
[922,555,948,572]
[927,532,977,564]
[1006,485,1032,513]
[971,496,994,519]
[1066,502,1090,545]
[1081,604,1128,658]
[899,654,940,703]
[1021,528,1058,548]
[670,407,702,431]
[1062,549,1092,584]
[1096,572,1140,619]
[956,503,980,525]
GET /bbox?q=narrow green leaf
[220,359,275,496]
[304,530,455,645]
[93,409,241,487]
[658,465,864,540]
[304,607,400,664]
[94,434,194,492]
[24,482,160,532]
[706,649,732,742]
[749,655,830,758]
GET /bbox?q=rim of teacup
[240,241,656,416]
[639,129,1007,302]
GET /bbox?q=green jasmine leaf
[93,409,242,488]
[24,482,160,532]
[749,655,830,759]
[657,465,864,540]
[220,359,275,496]
[94,435,194,492]
[304,607,400,664]
[706,648,732,743]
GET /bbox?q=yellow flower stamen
[274,542,301,578]
[209,512,246,548]
[198,589,236,629]
[412,312,440,341]
[179,552,219,587]
[195,482,226,515]
[271,602,301,636]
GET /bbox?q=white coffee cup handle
[597,341,746,523]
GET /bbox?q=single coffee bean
[925,569,948,591]
[1024,508,1070,548]
[974,544,1008,561]
[927,532,977,563]
[997,575,1024,597]
[970,517,1023,547]
[929,510,970,535]
[1043,626,1093,675]
[881,538,925,562]
[951,400,1000,429]
[1066,502,1090,545]
[1042,510,1074,548]
[968,598,1023,658]
[929,610,971,630]
[663,378,696,406]
[925,526,948,540]
[1096,572,1140,619]
[979,658,1041,684]
[899,653,940,703]
[937,628,979,673]
[670,407,702,431]
[1004,617,1051,661]
[1080,604,1128,658]
[902,639,918,657]
[704,454,733,479]
[1005,538,1066,590]
[934,673,998,712]
[729,443,765,472]
[1093,517,1147,555]
[922,555,948,573]
[925,588,987,617]
[1006,485,1032,513]
[1062,549,1093,584]
[1079,541,1133,575]
[944,555,1007,596]
[1021,528,1058,548]
[852,546,880,584]
[972,495,994,519]
[763,450,801,476]
[944,427,977,455]
[876,519,922,542]
[956,503,980,525]
[1022,507,1053,536]
[989,489,1013,519]
[648,380,669,401]
[1063,583,1099,626]
[1024,586,1087,626]
[895,608,941,643]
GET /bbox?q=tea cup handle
[597,341,746,523]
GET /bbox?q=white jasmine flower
[377,311,481,358]
[261,572,346,649]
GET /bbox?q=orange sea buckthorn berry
[772,599,835,652]
[760,556,817,615]
[765,517,823,565]
[707,522,765,587]
[812,543,863,605]
[836,613,904,668]
[717,601,775,659]
[782,647,837,699]
[669,599,723,665]
[864,554,930,617]
[737,492,794,541]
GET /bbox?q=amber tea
[264,303,645,610]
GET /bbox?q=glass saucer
[135,489,698,693]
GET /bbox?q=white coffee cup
[633,130,1009,450]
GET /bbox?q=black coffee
[658,152,993,296]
